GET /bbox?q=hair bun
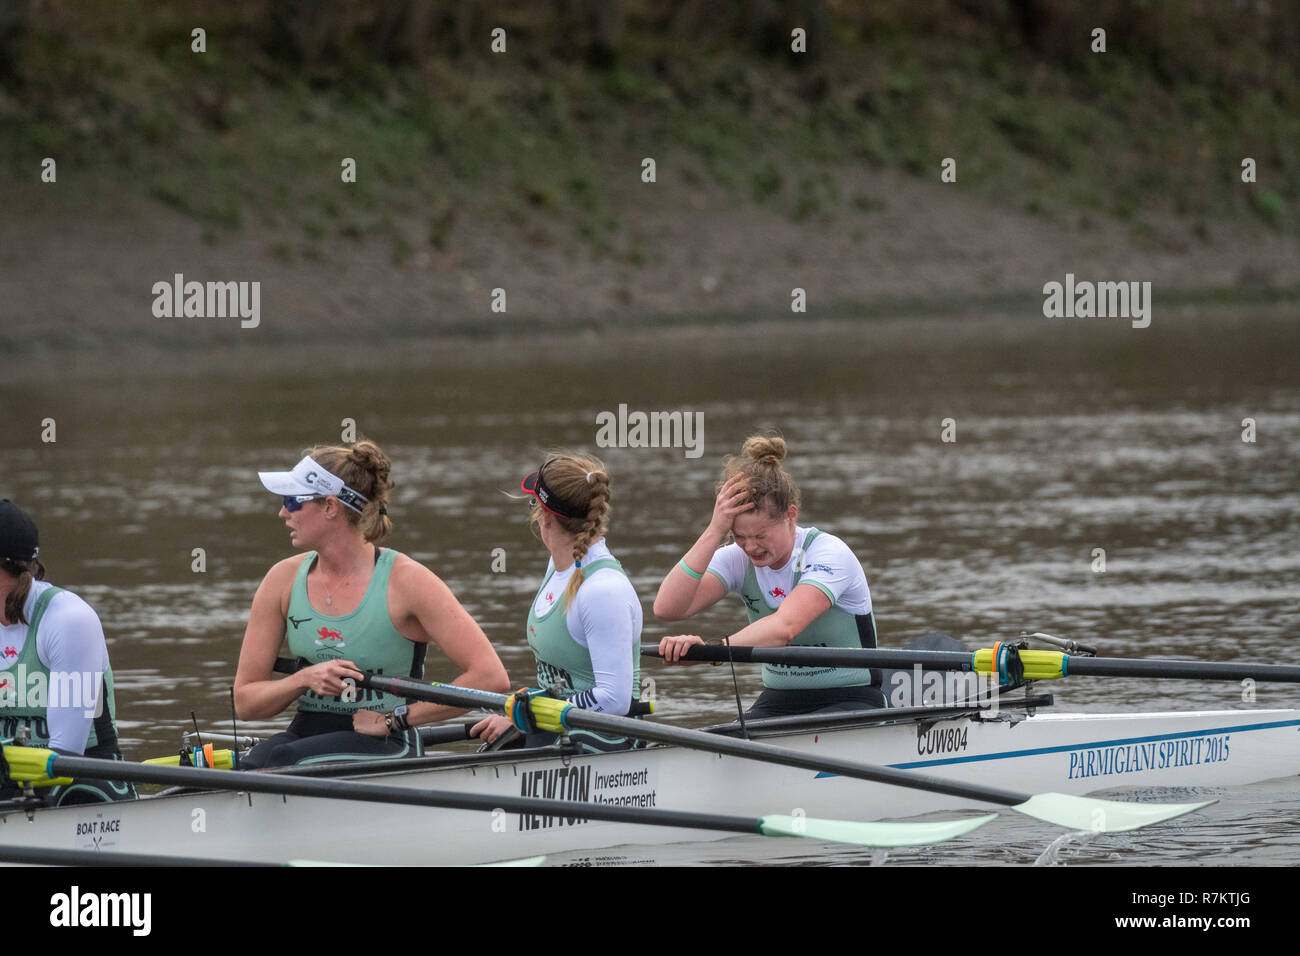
[742,435,787,466]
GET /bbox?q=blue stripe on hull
[814,718,1300,778]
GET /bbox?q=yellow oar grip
[3,747,72,787]
[972,647,1066,681]
[504,689,573,733]
[143,747,234,770]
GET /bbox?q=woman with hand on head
[654,434,885,718]
[234,440,509,769]
[469,452,644,753]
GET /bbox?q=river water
[2,305,1297,865]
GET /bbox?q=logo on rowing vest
[770,587,786,598]
[2,646,16,660]
[288,615,312,630]
[545,591,554,604]
[315,626,344,648]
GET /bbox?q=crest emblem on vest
[315,626,344,648]
[771,587,786,598]
[2,646,16,659]
[545,592,554,603]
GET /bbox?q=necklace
[318,569,353,607]
[321,575,346,606]
[316,549,374,606]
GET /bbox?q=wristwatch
[385,704,410,734]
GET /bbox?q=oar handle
[638,642,973,670]
[278,658,653,718]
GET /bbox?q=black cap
[520,462,586,520]
[0,500,39,562]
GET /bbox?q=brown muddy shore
[4,162,1299,379]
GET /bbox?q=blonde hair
[530,452,611,608]
[303,439,395,543]
[719,433,801,517]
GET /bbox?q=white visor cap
[258,456,368,513]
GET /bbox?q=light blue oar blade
[477,855,547,867]
[1015,793,1216,833]
[285,859,369,867]
[758,813,998,847]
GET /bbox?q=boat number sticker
[1068,734,1231,780]
[916,723,969,756]
[73,810,123,851]
[517,763,658,831]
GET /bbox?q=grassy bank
[0,1,1296,359]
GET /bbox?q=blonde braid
[562,469,611,609]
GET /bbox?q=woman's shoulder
[800,528,863,565]
[579,550,638,596]
[36,581,99,622]
[259,553,312,591]
[386,549,443,590]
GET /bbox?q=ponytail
[2,557,46,626]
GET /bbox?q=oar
[358,673,1213,834]
[0,746,993,850]
[639,642,1300,683]
[0,844,535,868]
[0,845,280,867]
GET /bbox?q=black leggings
[744,685,886,719]
[239,712,419,770]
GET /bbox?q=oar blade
[477,855,548,867]
[758,812,998,847]
[1014,792,1216,833]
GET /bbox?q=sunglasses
[282,495,324,512]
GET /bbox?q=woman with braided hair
[655,434,885,718]
[469,452,645,753]
[235,439,509,768]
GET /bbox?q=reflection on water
[2,306,1297,863]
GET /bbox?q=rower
[655,434,884,718]
[0,500,135,805]
[233,440,509,769]
[463,452,646,753]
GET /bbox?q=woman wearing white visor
[234,440,509,769]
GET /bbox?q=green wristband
[678,558,704,579]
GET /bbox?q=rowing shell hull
[3,708,1297,865]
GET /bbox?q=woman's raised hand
[708,474,754,537]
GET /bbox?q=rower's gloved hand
[504,688,571,734]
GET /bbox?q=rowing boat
[3,695,1296,865]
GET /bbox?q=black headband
[522,461,587,520]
